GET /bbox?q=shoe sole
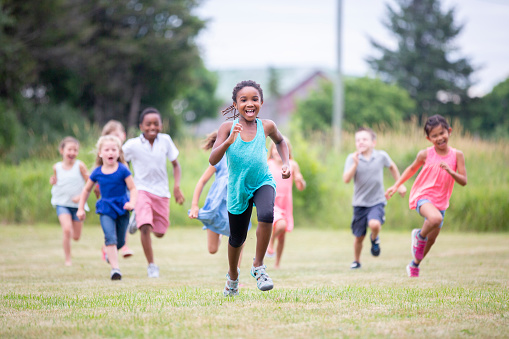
[411,229,419,260]
[111,273,122,280]
[259,284,273,291]
[123,252,133,258]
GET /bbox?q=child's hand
[77,209,86,221]
[439,161,453,174]
[281,164,291,179]
[174,187,185,205]
[93,184,101,199]
[385,186,398,200]
[352,152,359,165]
[123,201,135,211]
[295,175,306,191]
[49,175,57,185]
[397,185,407,197]
[227,123,243,144]
[189,205,199,219]
[71,195,80,203]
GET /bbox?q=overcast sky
[194,0,509,97]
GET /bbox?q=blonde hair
[202,131,218,150]
[59,136,79,151]
[268,136,293,160]
[101,120,125,136]
[94,135,127,167]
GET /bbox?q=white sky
[194,0,509,97]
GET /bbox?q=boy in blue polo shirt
[343,127,406,269]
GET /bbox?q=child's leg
[71,220,82,242]
[140,224,154,264]
[207,229,221,254]
[354,235,365,263]
[368,219,381,241]
[415,202,443,264]
[252,185,276,268]
[227,204,253,280]
[100,214,120,269]
[58,213,73,266]
[274,231,286,269]
[268,219,286,255]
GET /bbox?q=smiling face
[60,142,79,163]
[233,86,263,121]
[99,140,120,166]
[355,130,375,154]
[426,125,451,152]
[140,113,162,142]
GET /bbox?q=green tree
[294,77,416,132]
[367,0,475,121]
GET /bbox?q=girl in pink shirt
[266,138,306,269]
[386,115,467,278]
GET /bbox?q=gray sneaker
[147,263,159,278]
[250,265,273,291]
[128,211,138,234]
[110,268,122,280]
[223,272,239,297]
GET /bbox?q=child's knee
[428,215,443,227]
[154,232,164,238]
[208,245,219,254]
[140,224,152,235]
[368,220,381,231]
[72,234,80,241]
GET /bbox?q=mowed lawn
[1,224,508,338]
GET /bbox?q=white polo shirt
[123,133,179,198]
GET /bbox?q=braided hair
[221,80,264,120]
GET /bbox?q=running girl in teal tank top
[209,80,291,296]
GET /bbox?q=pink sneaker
[411,229,427,261]
[406,264,420,277]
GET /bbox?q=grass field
[1,224,508,338]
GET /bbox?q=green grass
[1,224,508,338]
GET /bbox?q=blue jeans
[100,213,129,249]
[56,206,80,221]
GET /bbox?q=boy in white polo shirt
[123,107,185,278]
[343,127,406,269]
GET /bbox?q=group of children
[50,80,467,293]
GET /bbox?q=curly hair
[221,80,264,120]
[202,131,218,151]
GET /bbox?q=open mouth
[245,109,255,115]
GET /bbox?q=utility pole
[333,0,344,152]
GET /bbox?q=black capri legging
[228,185,276,248]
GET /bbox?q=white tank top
[51,160,89,211]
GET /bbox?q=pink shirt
[268,159,295,232]
[409,146,457,210]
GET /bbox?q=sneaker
[121,246,134,258]
[265,248,275,258]
[128,211,138,234]
[370,234,381,257]
[147,263,159,278]
[111,268,122,280]
[350,261,361,269]
[250,265,273,291]
[223,272,239,297]
[411,229,427,261]
[406,263,420,277]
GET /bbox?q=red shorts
[135,190,170,234]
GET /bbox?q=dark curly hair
[424,114,450,136]
[221,80,264,120]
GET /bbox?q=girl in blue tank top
[209,80,291,296]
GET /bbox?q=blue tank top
[226,118,276,214]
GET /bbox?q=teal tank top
[226,118,276,214]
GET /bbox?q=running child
[95,120,134,259]
[343,127,406,269]
[385,115,467,278]
[188,131,250,264]
[266,138,306,269]
[77,135,137,280]
[123,107,185,278]
[209,80,291,296]
[50,137,89,266]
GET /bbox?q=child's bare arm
[50,165,57,185]
[79,162,89,181]
[265,120,290,179]
[123,175,137,211]
[441,150,467,186]
[388,161,407,197]
[291,160,306,191]
[171,159,185,205]
[77,179,95,220]
[385,150,426,199]
[343,152,359,183]
[189,165,216,219]
[209,121,236,166]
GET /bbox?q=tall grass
[0,123,508,232]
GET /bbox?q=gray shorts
[351,203,385,237]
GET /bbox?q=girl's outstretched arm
[264,120,290,179]
[77,179,95,220]
[388,161,407,197]
[291,159,306,191]
[385,149,427,200]
[124,175,137,210]
[171,159,185,205]
[73,162,90,203]
[209,121,237,166]
[189,165,216,219]
[441,150,467,186]
[50,165,57,185]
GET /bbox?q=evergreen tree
[367,0,475,121]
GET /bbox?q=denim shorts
[100,213,129,249]
[351,203,385,237]
[416,199,445,228]
[56,206,80,221]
